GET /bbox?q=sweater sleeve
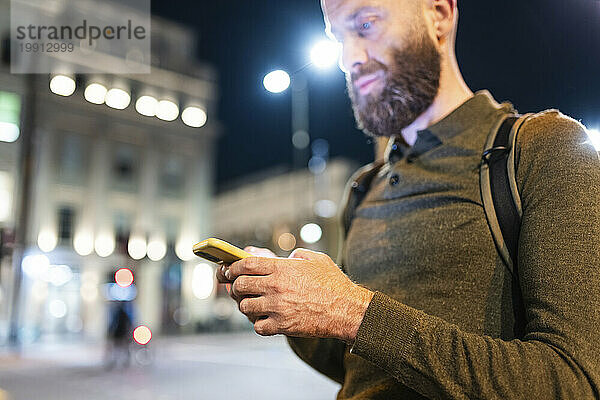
[348,111,600,399]
[285,336,347,385]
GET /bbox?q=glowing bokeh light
[37,230,57,253]
[127,235,147,260]
[73,231,94,256]
[314,199,337,218]
[310,40,342,69]
[115,268,134,288]
[84,83,107,104]
[0,122,20,143]
[133,325,152,345]
[300,223,323,244]
[278,232,296,251]
[95,233,115,258]
[156,100,179,121]
[292,130,310,150]
[43,264,73,286]
[263,70,291,94]
[135,95,158,117]
[192,263,215,300]
[49,75,76,97]
[49,299,67,318]
[173,307,191,326]
[22,254,50,279]
[181,106,208,128]
[147,238,167,261]
[175,238,195,261]
[105,88,131,110]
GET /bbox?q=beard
[347,33,441,138]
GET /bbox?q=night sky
[152,0,600,190]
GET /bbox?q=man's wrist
[339,285,374,343]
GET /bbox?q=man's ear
[427,0,457,41]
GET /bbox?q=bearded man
[216,0,600,398]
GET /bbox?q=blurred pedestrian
[104,300,134,369]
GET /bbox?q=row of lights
[38,229,171,261]
[37,222,324,261]
[37,227,210,263]
[49,75,208,128]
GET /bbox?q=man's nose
[341,40,369,75]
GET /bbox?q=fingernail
[225,269,231,280]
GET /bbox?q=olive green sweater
[286,91,600,399]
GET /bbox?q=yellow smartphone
[192,238,252,264]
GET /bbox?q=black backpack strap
[479,113,532,275]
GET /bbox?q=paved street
[0,332,340,400]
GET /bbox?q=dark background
[152,0,600,190]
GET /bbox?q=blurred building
[0,1,220,344]
[213,159,356,261]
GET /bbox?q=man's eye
[360,21,371,31]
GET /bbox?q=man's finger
[253,316,278,336]
[231,275,268,297]
[227,257,274,280]
[215,264,232,284]
[238,296,269,316]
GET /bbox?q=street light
[310,40,342,69]
[261,39,341,150]
[261,39,341,228]
[263,70,291,94]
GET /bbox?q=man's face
[322,0,441,138]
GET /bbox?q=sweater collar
[384,90,511,164]
[422,90,506,142]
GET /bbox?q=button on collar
[385,137,408,165]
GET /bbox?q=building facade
[0,4,221,344]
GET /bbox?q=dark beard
[347,33,441,138]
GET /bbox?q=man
[217,0,600,398]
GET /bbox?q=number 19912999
[19,42,75,53]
